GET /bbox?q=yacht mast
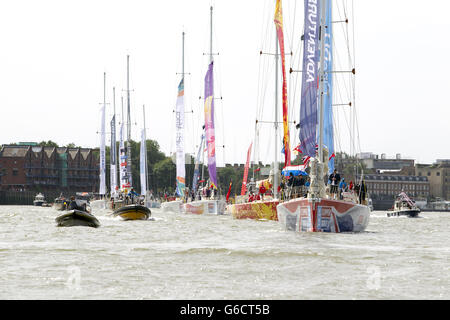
[99,71,107,197]
[210,6,213,64]
[318,0,326,162]
[143,104,149,193]
[274,33,279,200]
[201,6,214,184]
[126,55,132,188]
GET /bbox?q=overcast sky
[0,0,449,166]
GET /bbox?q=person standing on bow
[259,183,266,201]
[328,169,341,200]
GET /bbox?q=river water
[0,205,448,300]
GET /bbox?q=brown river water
[0,205,448,299]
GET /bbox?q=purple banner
[204,62,217,188]
[299,0,321,157]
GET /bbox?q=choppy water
[0,205,448,300]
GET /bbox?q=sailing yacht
[161,31,188,214]
[91,72,108,211]
[228,0,292,221]
[276,0,370,232]
[183,6,226,215]
[112,55,150,221]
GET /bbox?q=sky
[0,0,449,166]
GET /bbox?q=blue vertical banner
[322,0,334,174]
[299,0,321,158]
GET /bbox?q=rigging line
[351,0,361,155]
[289,0,297,53]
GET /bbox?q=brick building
[0,144,99,192]
[416,160,450,200]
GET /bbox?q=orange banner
[274,0,291,166]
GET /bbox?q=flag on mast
[241,142,253,196]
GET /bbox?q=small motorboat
[112,204,151,220]
[387,192,420,218]
[55,209,100,228]
[33,193,47,206]
[53,194,67,211]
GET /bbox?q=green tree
[38,140,59,147]
[153,158,176,194]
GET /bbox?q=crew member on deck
[128,188,139,204]
[328,169,341,199]
[259,183,266,201]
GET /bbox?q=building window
[427,172,431,176]
[437,172,440,176]
[13,169,18,176]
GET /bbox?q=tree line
[35,140,367,196]
[36,139,252,197]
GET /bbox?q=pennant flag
[241,142,253,196]
[329,152,335,161]
[293,144,302,153]
[226,180,233,202]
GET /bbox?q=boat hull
[113,204,150,220]
[229,200,279,220]
[52,201,66,211]
[33,201,45,207]
[55,210,100,228]
[146,200,161,208]
[184,200,226,215]
[161,200,183,213]
[90,199,107,210]
[387,209,420,218]
[276,198,370,233]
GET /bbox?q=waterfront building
[416,160,450,201]
[0,144,99,192]
[357,152,416,175]
[357,174,430,210]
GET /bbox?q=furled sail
[175,78,186,197]
[119,123,129,191]
[274,0,291,166]
[204,62,218,189]
[110,115,117,197]
[299,0,321,158]
[140,128,147,196]
[99,103,106,196]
